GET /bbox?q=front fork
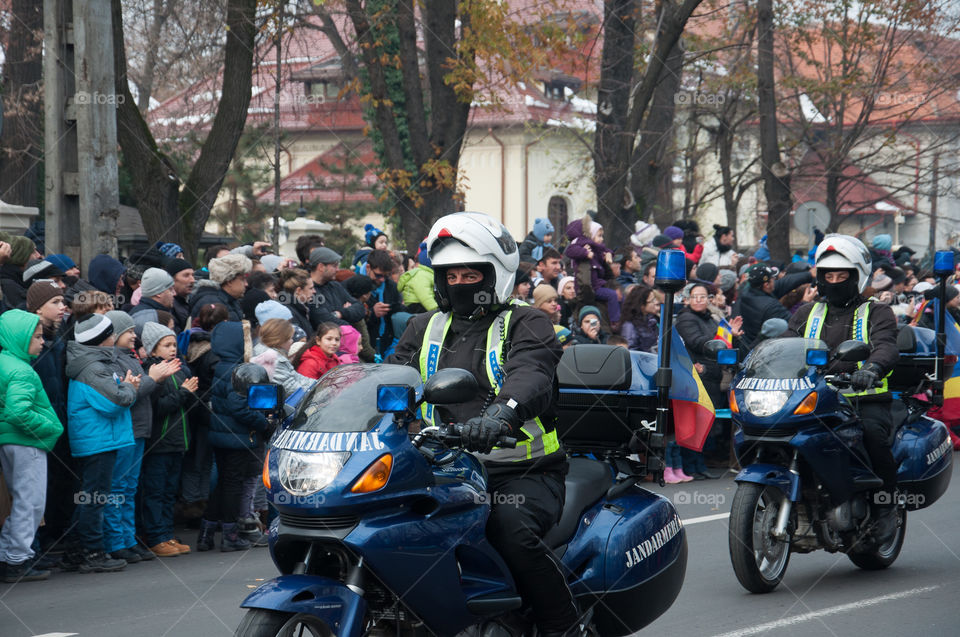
[771,450,799,541]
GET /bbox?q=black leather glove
[850,363,882,392]
[462,403,520,454]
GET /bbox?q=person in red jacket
[293,323,342,379]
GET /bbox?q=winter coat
[189,279,243,322]
[296,345,341,379]
[563,218,612,292]
[113,347,159,440]
[207,321,269,450]
[282,298,314,337]
[675,307,723,385]
[308,280,366,328]
[0,310,63,451]
[131,296,177,326]
[252,342,315,396]
[518,232,550,264]
[738,285,792,347]
[65,341,137,457]
[0,263,27,309]
[699,237,736,268]
[172,294,191,332]
[367,279,407,356]
[397,265,437,313]
[620,314,659,353]
[32,325,69,427]
[186,330,219,399]
[143,355,196,454]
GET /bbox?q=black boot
[220,523,251,552]
[197,519,218,552]
[2,560,51,583]
[78,550,126,574]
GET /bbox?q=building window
[548,196,568,238]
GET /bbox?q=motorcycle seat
[543,457,613,549]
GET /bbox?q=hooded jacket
[189,279,243,322]
[143,355,196,454]
[113,347,159,440]
[87,254,125,296]
[65,341,137,457]
[739,284,792,347]
[0,310,63,451]
[252,342,315,396]
[0,262,27,309]
[563,218,612,292]
[208,321,269,449]
[397,265,437,313]
[518,231,550,264]
[32,324,69,427]
[296,345,341,379]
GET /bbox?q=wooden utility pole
[44,0,120,271]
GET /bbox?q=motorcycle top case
[555,345,658,452]
[892,412,953,510]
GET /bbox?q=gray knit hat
[75,314,114,346]
[140,267,174,298]
[141,321,176,356]
[105,310,136,338]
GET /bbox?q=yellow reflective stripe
[844,302,890,397]
[805,303,827,340]
[420,312,452,426]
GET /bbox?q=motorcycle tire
[728,483,792,594]
[848,509,907,570]
[234,610,333,637]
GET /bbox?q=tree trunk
[630,39,683,233]
[0,0,43,208]
[757,0,792,261]
[112,0,256,262]
[825,168,841,233]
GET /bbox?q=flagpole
[654,250,687,444]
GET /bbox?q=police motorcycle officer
[786,234,901,543]
[388,212,583,636]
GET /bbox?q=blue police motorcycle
[234,348,687,636]
[724,335,953,593]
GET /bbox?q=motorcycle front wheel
[728,483,792,593]
[234,610,334,637]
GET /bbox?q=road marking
[32,633,78,636]
[709,585,939,637]
[683,512,730,525]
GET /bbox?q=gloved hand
[462,403,520,454]
[850,363,882,391]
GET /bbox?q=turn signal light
[729,389,739,414]
[351,454,393,493]
[793,392,818,415]
[262,448,272,489]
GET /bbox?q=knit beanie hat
[157,242,183,259]
[105,310,136,338]
[208,253,252,284]
[260,254,283,273]
[652,234,673,248]
[255,300,293,326]
[532,217,555,242]
[557,275,575,296]
[75,314,114,345]
[241,288,271,324]
[663,226,684,242]
[532,283,558,307]
[417,241,431,267]
[717,270,738,293]
[587,220,603,242]
[23,259,64,284]
[142,321,176,355]
[26,280,64,312]
[872,234,893,251]
[164,258,194,277]
[579,305,601,323]
[554,325,574,346]
[8,236,36,267]
[45,254,77,273]
[364,223,387,247]
[344,275,376,298]
[140,267,175,298]
[694,262,719,284]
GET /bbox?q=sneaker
[149,541,182,558]
[168,539,191,555]
[109,548,142,564]
[78,551,126,574]
[130,544,156,561]
[2,560,51,583]
[241,529,269,548]
[56,552,84,573]
[220,523,251,552]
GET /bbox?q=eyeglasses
[369,270,387,281]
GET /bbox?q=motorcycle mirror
[247,383,283,411]
[703,339,727,358]
[717,348,739,366]
[423,368,479,405]
[805,348,829,367]
[377,384,415,413]
[834,340,871,362]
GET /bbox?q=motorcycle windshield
[744,338,828,379]
[288,364,423,433]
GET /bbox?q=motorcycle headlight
[276,450,350,496]
[742,390,790,417]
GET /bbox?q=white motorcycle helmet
[426,212,519,314]
[814,234,872,293]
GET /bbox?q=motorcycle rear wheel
[234,610,334,637]
[848,509,907,570]
[729,483,791,594]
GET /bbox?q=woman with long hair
[619,286,660,353]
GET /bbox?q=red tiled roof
[254,140,379,205]
[791,151,912,216]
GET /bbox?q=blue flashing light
[806,349,829,367]
[934,250,955,276]
[655,249,687,290]
[248,384,280,410]
[717,348,739,366]
[377,385,413,413]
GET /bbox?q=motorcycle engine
[826,497,868,532]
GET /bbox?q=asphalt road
[3,461,959,637]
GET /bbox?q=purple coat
[563,219,612,291]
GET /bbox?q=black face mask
[445,281,488,318]
[817,271,859,307]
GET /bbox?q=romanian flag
[714,318,734,347]
[664,325,716,451]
